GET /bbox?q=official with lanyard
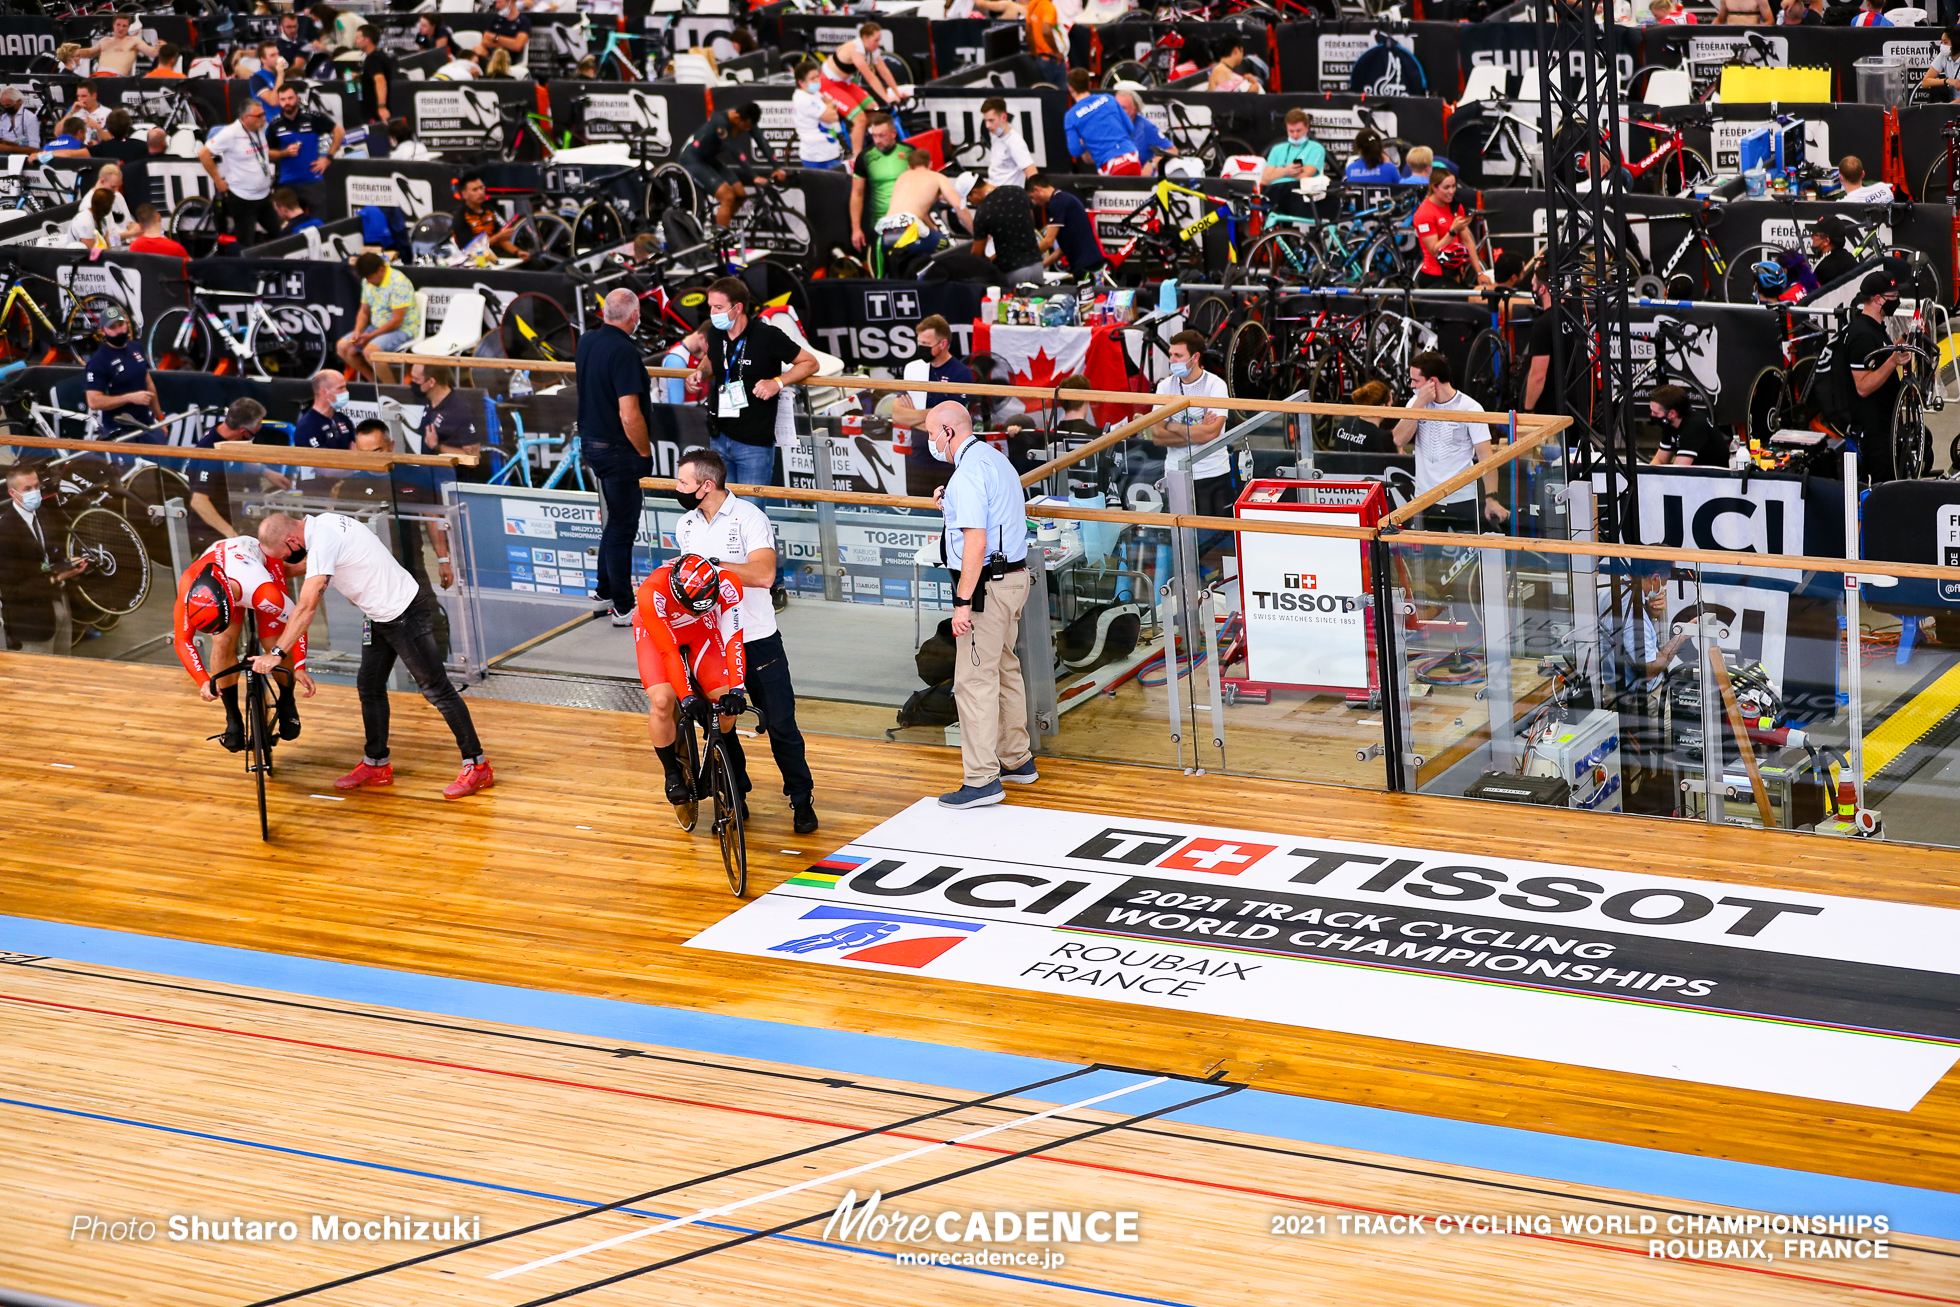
[927,401,1036,810]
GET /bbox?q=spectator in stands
[1026,175,1104,275]
[69,186,127,249]
[1025,0,1065,86]
[451,173,522,258]
[1648,0,1698,22]
[128,204,186,257]
[1117,91,1178,176]
[1401,144,1435,185]
[0,88,38,155]
[1261,109,1324,189]
[312,4,359,53]
[71,82,108,141]
[147,42,185,77]
[337,251,419,385]
[1714,0,1773,20]
[474,0,533,65]
[1922,27,1960,102]
[200,100,279,247]
[42,116,88,156]
[483,49,514,79]
[272,188,324,239]
[1344,129,1402,186]
[1810,215,1857,286]
[1649,384,1729,465]
[1064,70,1141,175]
[849,113,907,252]
[269,83,341,215]
[1852,0,1893,23]
[146,128,166,156]
[1845,270,1907,482]
[1838,156,1893,204]
[982,97,1037,186]
[414,14,454,58]
[387,118,433,161]
[250,43,287,111]
[966,180,1047,283]
[1778,0,1822,23]
[1208,38,1263,92]
[1393,351,1506,531]
[355,25,394,124]
[792,61,849,172]
[575,55,598,78]
[79,14,157,78]
[1414,170,1491,289]
[1329,380,1397,456]
[1147,330,1234,519]
[53,43,83,75]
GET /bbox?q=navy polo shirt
[1041,188,1103,273]
[83,339,153,437]
[906,356,975,468]
[575,323,651,449]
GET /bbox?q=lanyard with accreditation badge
[719,334,748,414]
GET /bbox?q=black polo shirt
[705,318,801,448]
[973,184,1042,274]
[1845,312,1900,479]
[1656,412,1729,466]
[575,323,651,449]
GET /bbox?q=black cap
[1860,270,1896,300]
[1812,214,1851,240]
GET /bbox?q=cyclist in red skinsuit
[633,553,751,807]
[173,537,314,751]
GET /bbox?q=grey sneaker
[939,780,1005,809]
[1000,757,1038,785]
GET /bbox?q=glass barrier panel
[1850,575,1960,850]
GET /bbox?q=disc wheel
[246,669,271,842]
[711,737,747,897]
[64,507,149,615]
[1225,319,1274,400]
[249,306,327,378]
[1891,384,1932,482]
[571,199,627,258]
[148,306,215,372]
[1461,328,1511,412]
[501,293,575,364]
[1102,60,1152,89]
[673,719,701,832]
[65,294,129,358]
[170,196,219,260]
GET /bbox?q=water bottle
[981,286,999,324]
[510,370,532,398]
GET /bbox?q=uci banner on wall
[688,801,1960,1110]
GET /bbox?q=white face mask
[17,487,42,512]
[931,432,957,464]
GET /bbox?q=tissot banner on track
[687,803,1960,1110]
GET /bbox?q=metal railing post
[811,434,844,603]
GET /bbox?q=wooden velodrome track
[4,652,1959,1305]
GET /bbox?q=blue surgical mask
[1169,360,1191,380]
[17,488,41,512]
[709,311,733,331]
[330,390,349,410]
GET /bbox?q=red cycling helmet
[668,553,721,615]
[183,565,239,635]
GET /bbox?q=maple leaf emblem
[1011,348,1065,390]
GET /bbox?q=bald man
[927,400,1035,808]
[576,286,654,624]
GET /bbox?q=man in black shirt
[965,180,1046,283]
[355,25,394,124]
[679,276,817,488]
[88,110,151,212]
[1521,268,1579,414]
[1648,384,1729,466]
[680,104,783,231]
[576,287,655,623]
[1810,215,1857,289]
[1844,270,1907,482]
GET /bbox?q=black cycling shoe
[664,766,691,806]
[277,704,302,741]
[212,720,246,753]
[792,799,819,835]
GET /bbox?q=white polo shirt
[303,511,419,622]
[673,491,780,640]
[206,120,274,200]
[987,127,1035,187]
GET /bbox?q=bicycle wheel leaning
[1461,329,1511,412]
[249,305,328,379]
[709,732,747,897]
[148,306,216,372]
[1891,384,1933,482]
[65,506,150,615]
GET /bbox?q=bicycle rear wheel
[246,669,271,842]
[250,306,327,379]
[65,507,150,615]
[501,293,576,363]
[148,306,215,372]
[674,718,701,832]
[1461,329,1511,412]
[170,196,219,260]
[1185,294,1234,352]
[1225,319,1274,400]
[1891,384,1932,482]
[710,735,747,897]
[571,199,627,258]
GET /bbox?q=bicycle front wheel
[247,670,271,842]
[673,719,700,832]
[248,306,327,379]
[1238,229,1317,287]
[148,306,215,372]
[65,506,150,615]
[710,736,747,897]
[571,199,627,258]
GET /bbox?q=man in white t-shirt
[1391,350,1506,531]
[790,60,846,170]
[1836,155,1893,206]
[671,447,818,834]
[199,100,279,246]
[252,512,494,798]
[982,97,1036,187]
[1149,329,1234,518]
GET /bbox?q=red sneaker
[443,762,496,799]
[334,761,394,790]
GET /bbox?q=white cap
[954,171,978,202]
[1112,80,1148,92]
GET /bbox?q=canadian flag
[974,323,1091,388]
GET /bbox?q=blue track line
[0,1094,1201,1307]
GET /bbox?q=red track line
[7,991,1953,1304]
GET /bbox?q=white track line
[487,1074,1170,1281]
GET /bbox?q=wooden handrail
[1382,417,1567,526]
[2,431,475,469]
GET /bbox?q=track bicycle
[32,447,155,622]
[1158,99,1254,174]
[1445,94,1543,191]
[207,623,290,843]
[148,288,327,378]
[1872,325,1944,483]
[1626,205,1729,303]
[1722,205,1923,307]
[1622,114,1714,200]
[668,668,765,897]
[1106,178,1244,280]
[486,402,587,490]
[1232,190,1418,290]
[1101,26,1199,89]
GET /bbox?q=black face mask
[286,545,308,565]
[673,487,703,513]
[1884,296,1901,313]
[105,329,128,348]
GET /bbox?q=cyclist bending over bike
[174,536,314,752]
[678,102,787,232]
[636,553,753,810]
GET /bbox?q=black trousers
[357,585,483,764]
[584,438,651,615]
[219,191,280,247]
[744,631,813,801]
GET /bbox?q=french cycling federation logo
[769,905,981,969]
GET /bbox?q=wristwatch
[952,596,972,608]
[269,645,285,660]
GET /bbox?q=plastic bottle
[981,287,999,324]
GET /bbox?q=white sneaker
[610,609,634,627]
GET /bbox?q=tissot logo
[1283,573,1317,590]
[1067,829,1275,876]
